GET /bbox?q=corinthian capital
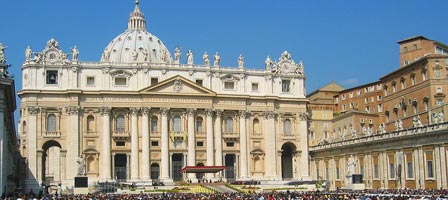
[205,108,214,117]
[239,110,249,118]
[130,107,140,116]
[186,108,196,117]
[161,107,170,116]
[27,106,40,115]
[66,106,80,115]
[141,107,151,115]
[100,107,111,115]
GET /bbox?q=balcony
[112,131,129,139]
[222,132,239,140]
[43,131,60,138]
[170,131,187,142]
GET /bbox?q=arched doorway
[42,140,62,185]
[281,142,297,179]
[150,163,160,180]
[196,163,205,180]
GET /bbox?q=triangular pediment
[139,75,216,96]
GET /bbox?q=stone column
[187,109,197,181]
[205,109,214,180]
[160,108,171,181]
[37,151,43,185]
[66,106,80,181]
[111,153,116,179]
[214,110,223,177]
[298,112,310,179]
[26,106,39,191]
[439,145,447,188]
[60,150,67,182]
[130,108,139,180]
[264,111,277,179]
[413,148,420,188]
[239,110,248,179]
[418,146,425,189]
[100,107,112,180]
[141,108,150,180]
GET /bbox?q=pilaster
[141,107,150,180]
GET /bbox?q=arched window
[196,117,203,133]
[151,116,158,132]
[284,119,292,135]
[253,118,260,134]
[116,115,125,132]
[225,117,233,133]
[173,116,181,132]
[47,114,57,132]
[87,115,95,132]
[151,163,160,179]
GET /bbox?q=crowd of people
[3,188,448,200]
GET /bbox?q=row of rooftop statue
[22,39,304,76]
[319,111,445,145]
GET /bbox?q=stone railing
[310,122,448,151]
[222,132,239,139]
[43,131,60,138]
[112,131,130,138]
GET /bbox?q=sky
[1,0,448,122]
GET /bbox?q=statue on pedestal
[0,43,7,64]
[25,46,33,61]
[265,55,272,70]
[203,52,210,66]
[174,47,181,64]
[71,46,79,61]
[186,50,193,65]
[347,155,356,175]
[238,54,244,68]
[213,52,220,67]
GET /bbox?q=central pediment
[139,75,216,96]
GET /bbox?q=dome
[101,1,173,63]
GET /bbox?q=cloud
[340,78,359,87]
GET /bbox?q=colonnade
[98,107,253,182]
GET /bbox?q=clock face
[46,51,59,63]
[281,62,292,73]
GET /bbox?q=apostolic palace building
[13,1,448,193]
[18,2,310,191]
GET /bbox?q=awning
[179,166,226,173]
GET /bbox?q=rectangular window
[195,79,203,86]
[224,81,235,90]
[374,164,379,179]
[226,142,234,147]
[407,161,413,179]
[403,47,408,53]
[114,77,127,86]
[151,78,158,85]
[427,160,434,178]
[413,44,417,50]
[197,141,204,147]
[436,87,442,93]
[389,163,395,179]
[323,114,328,119]
[437,99,443,106]
[282,80,291,93]
[86,76,95,86]
[116,141,126,146]
[377,95,382,101]
[323,123,328,128]
[341,94,346,100]
[365,98,369,103]
[46,70,58,85]
[151,141,159,147]
[251,83,259,91]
